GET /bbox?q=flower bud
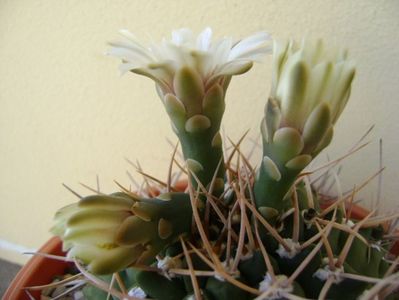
[271,39,355,130]
[52,192,192,275]
[266,39,355,157]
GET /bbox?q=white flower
[107,27,271,95]
[271,39,356,129]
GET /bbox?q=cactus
[254,39,355,218]
[50,28,399,299]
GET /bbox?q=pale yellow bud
[271,39,355,131]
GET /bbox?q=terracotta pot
[3,237,71,300]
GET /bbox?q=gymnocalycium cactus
[51,28,399,299]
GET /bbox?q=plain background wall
[1,0,398,264]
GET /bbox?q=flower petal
[196,27,212,51]
[109,28,271,88]
[172,28,194,46]
[229,32,271,60]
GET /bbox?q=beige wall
[1,0,398,264]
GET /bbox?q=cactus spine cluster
[51,29,399,299]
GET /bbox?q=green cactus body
[305,275,368,299]
[49,31,399,300]
[205,277,250,300]
[182,253,212,293]
[238,250,280,287]
[338,227,389,278]
[136,270,187,300]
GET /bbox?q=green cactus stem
[164,67,226,196]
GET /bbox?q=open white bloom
[109,27,271,137]
[271,39,356,130]
[108,27,271,96]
